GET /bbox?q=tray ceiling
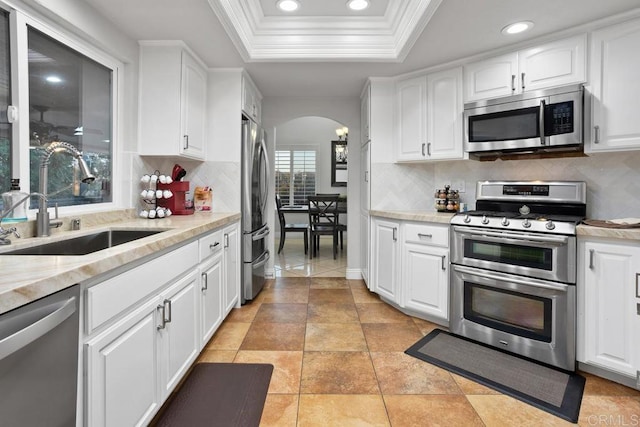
[207,0,442,61]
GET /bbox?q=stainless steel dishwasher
[0,284,80,427]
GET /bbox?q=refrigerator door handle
[259,135,271,215]
[252,224,270,240]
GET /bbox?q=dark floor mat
[152,363,273,427]
[406,329,585,423]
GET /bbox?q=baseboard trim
[346,268,363,280]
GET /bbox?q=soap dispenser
[2,179,28,223]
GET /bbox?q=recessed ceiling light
[45,75,62,83]
[501,21,534,35]
[277,0,299,12]
[347,0,369,11]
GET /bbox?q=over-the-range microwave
[463,84,587,159]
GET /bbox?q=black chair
[275,195,308,254]
[316,194,347,250]
[308,195,340,259]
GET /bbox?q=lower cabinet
[578,237,640,384]
[371,217,400,303]
[85,298,161,427]
[84,220,241,426]
[371,216,450,324]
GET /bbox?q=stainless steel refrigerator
[241,116,270,302]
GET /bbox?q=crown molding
[207,0,442,62]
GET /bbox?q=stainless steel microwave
[464,84,586,158]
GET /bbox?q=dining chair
[307,194,340,259]
[315,194,346,250]
[275,195,308,254]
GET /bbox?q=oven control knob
[522,218,531,228]
[545,220,555,230]
[501,217,510,226]
[463,214,471,224]
[481,215,490,225]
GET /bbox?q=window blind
[275,150,316,206]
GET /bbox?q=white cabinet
[139,42,206,159]
[371,218,400,303]
[402,223,449,322]
[200,249,223,347]
[587,18,640,153]
[223,223,240,314]
[360,141,371,286]
[242,74,262,123]
[578,238,640,381]
[85,298,160,427]
[158,271,200,396]
[395,67,464,162]
[464,35,586,102]
[361,83,371,145]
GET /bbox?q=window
[27,27,112,208]
[0,11,11,200]
[275,149,316,206]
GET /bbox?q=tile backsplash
[372,151,640,220]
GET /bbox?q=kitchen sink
[1,229,167,256]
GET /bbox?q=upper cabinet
[587,18,640,153]
[361,84,371,146]
[464,35,586,102]
[139,42,207,160]
[396,67,464,162]
[242,74,262,124]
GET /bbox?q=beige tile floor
[274,236,347,278]
[197,276,640,426]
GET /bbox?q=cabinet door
[402,243,448,321]
[180,50,207,159]
[85,298,161,427]
[372,218,400,302]
[223,223,240,314]
[396,76,427,161]
[200,252,223,347]
[242,76,261,123]
[464,52,518,102]
[159,270,200,397]
[519,35,586,92]
[588,18,640,152]
[426,67,464,160]
[580,241,640,377]
[360,212,370,287]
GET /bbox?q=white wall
[263,96,362,279]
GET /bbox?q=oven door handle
[453,264,570,292]
[453,226,569,245]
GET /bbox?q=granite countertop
[576,224,640,241]
[0,211,240,315]
[369,210,456,224]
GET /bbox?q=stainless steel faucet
[0,192,46,244]
[37,141,95,237]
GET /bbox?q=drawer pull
[441,255,447,271]
[210,242,220,251]
[392,227,397,242]
[418,233,433,239]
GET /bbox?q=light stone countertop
[0,211,240,315]
[369,210,456,224]
[370,210,640,242]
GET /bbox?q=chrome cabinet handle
[636,273,639,298]
[164,299,172,324]
[441,255,446,271]
[224,233,229,248]
[157,303,166,330]
[202,272,208,291]
[511,74,516,92]
[210,241,220,251]
[594,126,600,144]
[421,143,426,156]
[418,233,433,239]
[392,227,397,242]
[521,72,525,91]
[589,249,595,270]
[183,134,189,149]
[364,171,368,182]
[427,143,431,156]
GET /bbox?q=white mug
[155,190,163,199]
[141,174,151,183]
[148,209,156,219]
[159,174,167,184]
[163,190,173,199]
[139,210,149,218]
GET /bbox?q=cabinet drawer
[404,223,448,248]
[86,241,199,334]
[199,229,223,261]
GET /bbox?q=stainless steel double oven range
[450,181,586,371]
